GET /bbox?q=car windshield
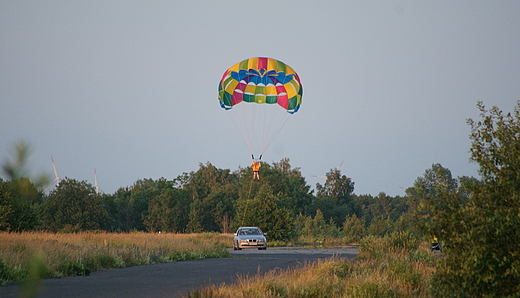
[238,228,262,235]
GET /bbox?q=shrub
[0,258,13,285]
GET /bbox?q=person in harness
[251,158,261,180]
[431,235,441,252]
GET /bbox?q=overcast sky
[1,1,519,196]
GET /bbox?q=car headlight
[239,240,249,243]
[257,239,265,242]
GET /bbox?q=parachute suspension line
[240,103,255,155]
[241,102,258,157]
[251,102,257,158]
[226,101,293,159]
[261,104,268,156]
[226,111,254,156]
[256,104,292,158]
[259,112,292,157]
[262,105,283,154]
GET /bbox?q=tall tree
[415,102,520,297]
[271,158,313,214]
[313,168,355,225]
[0,141,47,231]
[407,163,463,238]
[126,179,160,231]
[185,163,238,232]
[187,195,204,233]
[40,178,107,231]
[316,168,354,205]
[144,186,190,233]
[234,184,293,240]
[0,178,40,231]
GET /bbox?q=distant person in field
[251,160,261,179]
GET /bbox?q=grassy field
[1,231,438,297]
[0,231,232,285]
[188,232,437,298]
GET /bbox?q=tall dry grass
[188,231,436,298]
[0,232,231,285]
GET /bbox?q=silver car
[233,226,267,250]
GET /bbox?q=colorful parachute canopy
[218,57,303,114]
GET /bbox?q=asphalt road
[0,247,358,298]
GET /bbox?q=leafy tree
[271,158,313,214]
[0,141,47,231]
[353,192,410,231]
[0,178,40,231]
[126,179,161,231]
[98,193,118,231]
[234,184,293,240]
[296,210,341,243]
[407,163,464,238]
[300,209,327,243]
[341,213,366,242]
[316,168,354,205]
[184,163,239,232]
[40,178,107,232]
[413,102,520,297]
[202,184,235,233]
[369,192,409,221]
[187,195,204,233]
[309,196,352,227]
[433,101,520,297]
[109,187,133,231]
[312,168,356,226]
[144,186,190,232]
[367,215,394,236]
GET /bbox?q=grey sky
[1,1,519,196]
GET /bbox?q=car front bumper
[238,241,266,248]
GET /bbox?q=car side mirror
[263,233,267,236]
[233,233,238,236]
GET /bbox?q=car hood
[236,234,266,240]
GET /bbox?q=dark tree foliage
[234,183,293,241]
[407,163,464,238]
[144,184,190,233]
[441,101,520,298]
[0,178,41,231]
[312,168,356,225]
[40,178,107,232]
[354,192,410,226]
[316,168,354,205]
[184,162,238,232]
[0,141,47,231]
[409,102,520,297]
[108,187,133,231]
[271,158,313,215]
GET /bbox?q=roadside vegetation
[189,231,436,298]
[2,101,520,297]
[0,232,230,285]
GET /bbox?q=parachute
[218,57,303,158]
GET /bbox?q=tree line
[0,155,411,242]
